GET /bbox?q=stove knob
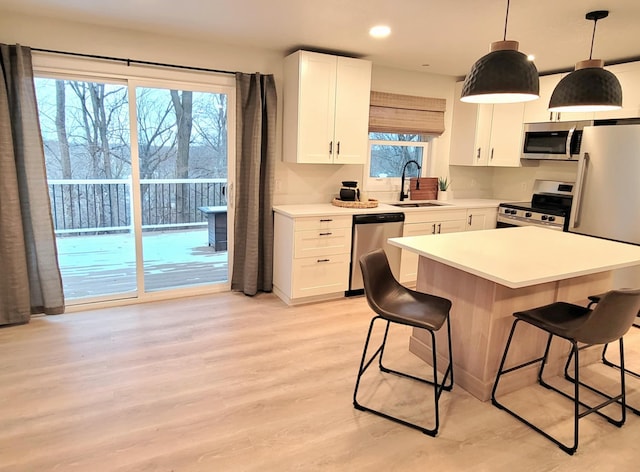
[525,212,532,218]
[509,209,516,215]
[541,215,548,221]
[548,216,556,222]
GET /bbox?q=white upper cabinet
[592,62,640,120]
[523,70,640,123]
[283,50,372,164]
[450,81,524,167]
[524,74,594,123]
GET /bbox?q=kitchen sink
[389,202,448,208]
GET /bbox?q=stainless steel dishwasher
[347,212,405,296]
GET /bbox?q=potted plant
[438,177,450,201]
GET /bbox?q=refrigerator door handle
[565,126,576,159]
[571,152,590,228]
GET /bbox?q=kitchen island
[389,226,640,401]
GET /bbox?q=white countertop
[388,226,640,289]
[272,198,503,218]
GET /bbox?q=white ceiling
[1,0,640,77]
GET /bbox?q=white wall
[491,161,579,200]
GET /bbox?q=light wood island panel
[389,226,640,401]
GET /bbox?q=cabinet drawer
[294,215,352,231]
[404,209,467,224]
[294,227,351,258]
[403,222,437,236]
[291,254,350,298]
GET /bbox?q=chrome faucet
[399,160,422,201]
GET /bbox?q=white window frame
[365,134,434,192]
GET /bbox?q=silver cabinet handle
[468,215,473,226]
[317,258,330,263]
[329,141,333,154]
[437,223,442,234]
[336,141,340,155]
[490,148,494,160]
[476,148,481,159]
[319,219,333,222]
[318,232,332,236]
[432,223,436,234]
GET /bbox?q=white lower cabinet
[466,207,498,231]
[273,213,352,304]
[399,209,467,284]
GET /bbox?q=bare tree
[55,80,72,179]
[171,90,193,223]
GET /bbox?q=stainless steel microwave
[521,121,593,161]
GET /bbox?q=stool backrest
[359,249,402,315]
[574,289,640,344]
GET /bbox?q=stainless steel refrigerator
[569,123,640,286]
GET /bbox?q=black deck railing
[48,179,227,234]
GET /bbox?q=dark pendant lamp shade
[461,40,540,104]
[548,11,622,112]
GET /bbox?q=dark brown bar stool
[353,249,453,436]
[491,289,640,455]
[588,292,640,378]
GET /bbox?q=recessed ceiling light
[369,25,391,38]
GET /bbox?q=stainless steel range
[498,180,575,231]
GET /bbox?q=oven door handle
[571,152,589,228]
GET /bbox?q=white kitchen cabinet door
[399,210,466,283]
[450,82,489,166]
[399,223,432,283]
[523,75,562,123]
[466,208,498,231]
[284,52,336,163]
[450,82,523,167]
[487,103,524,167]
[333,57,372,164]
[593,63,640,120]
[283,50,371,164]
[291,254,350,299]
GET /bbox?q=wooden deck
[56,228,228,300]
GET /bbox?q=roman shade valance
[369,91,446,135]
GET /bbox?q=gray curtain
[0,44,64,325]
[232,72,276,296]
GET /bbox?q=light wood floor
[1,292,640,471]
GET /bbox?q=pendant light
[460,0,539,104]
[549,10,622,112]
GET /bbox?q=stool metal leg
[563,340,640,416]
[492,319,628,455]
[353,315,453,436]
[492,320,580,455]
[602,341,640,379]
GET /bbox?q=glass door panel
[135,86,229,291]
[36,77,136,301]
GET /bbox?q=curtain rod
[31,47,238,76]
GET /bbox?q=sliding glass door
[35,74,233,304]
[134,85,229,292]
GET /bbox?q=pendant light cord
[503,0,510,41]
[589,17,599,60]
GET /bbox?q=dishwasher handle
[353,213,405,225]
